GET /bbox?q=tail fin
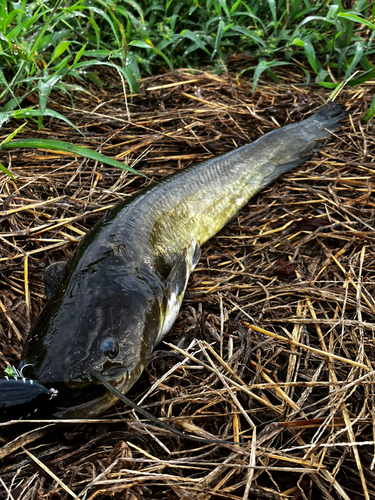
[259,102,347,189]
[306,102,348,133]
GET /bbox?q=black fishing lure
[0,376,57,421]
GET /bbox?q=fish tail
[308,102,348,130]
[259,102,347,189]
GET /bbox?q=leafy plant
[0,122,26,178]
[4,365,19,377]
[0,0,140,125]
[0,137,146,179]
[0,0,374,123]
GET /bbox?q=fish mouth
[51,374,129,419]
[102,365,129,378]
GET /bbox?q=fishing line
[91,370,242,447]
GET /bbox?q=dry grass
[1,68,375,500]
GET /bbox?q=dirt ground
[0,68,375,500]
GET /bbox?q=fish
[7,103,347,425]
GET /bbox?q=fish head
[20,272,163,418]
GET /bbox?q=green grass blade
[290,0,304,23]
[88,5,121,48]
[264,67,280,84]
[85,16,101,49]
[338,12,375,30]
[318,82,338,89]
[0,108,84,135]
[229,25,266,46]
[0,162,15,180]
[301,38,318,75]
[0,122,27,146]
[362,95,375,122]
[74,60,138,93]
[217,0,231,19]
[123,0,144,21]
[267,0,277,24]
[29,0,62,55]
[326,77,349,100]
[152,46,174,70]
[0,70,19,105]
[73,43,87,66]
[180,30,212,55]
[252,60,290,93]
[297,15,336,28]
[344,41,364,78]
[300,66,311,84]
[349,66,375,86]
[214,20,225,55]
[51,40,71,61]
[1,139,146,177]
[51,54,71,72]
[39,108,79,137]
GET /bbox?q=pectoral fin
[158,241,201,342]
[44,261,67,299]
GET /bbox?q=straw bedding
[0,68,374,500]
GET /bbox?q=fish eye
[101,339,119,359]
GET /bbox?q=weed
[0,0,374,124]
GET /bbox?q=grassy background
[0,0,374,130]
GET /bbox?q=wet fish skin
[19,103,347,418]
